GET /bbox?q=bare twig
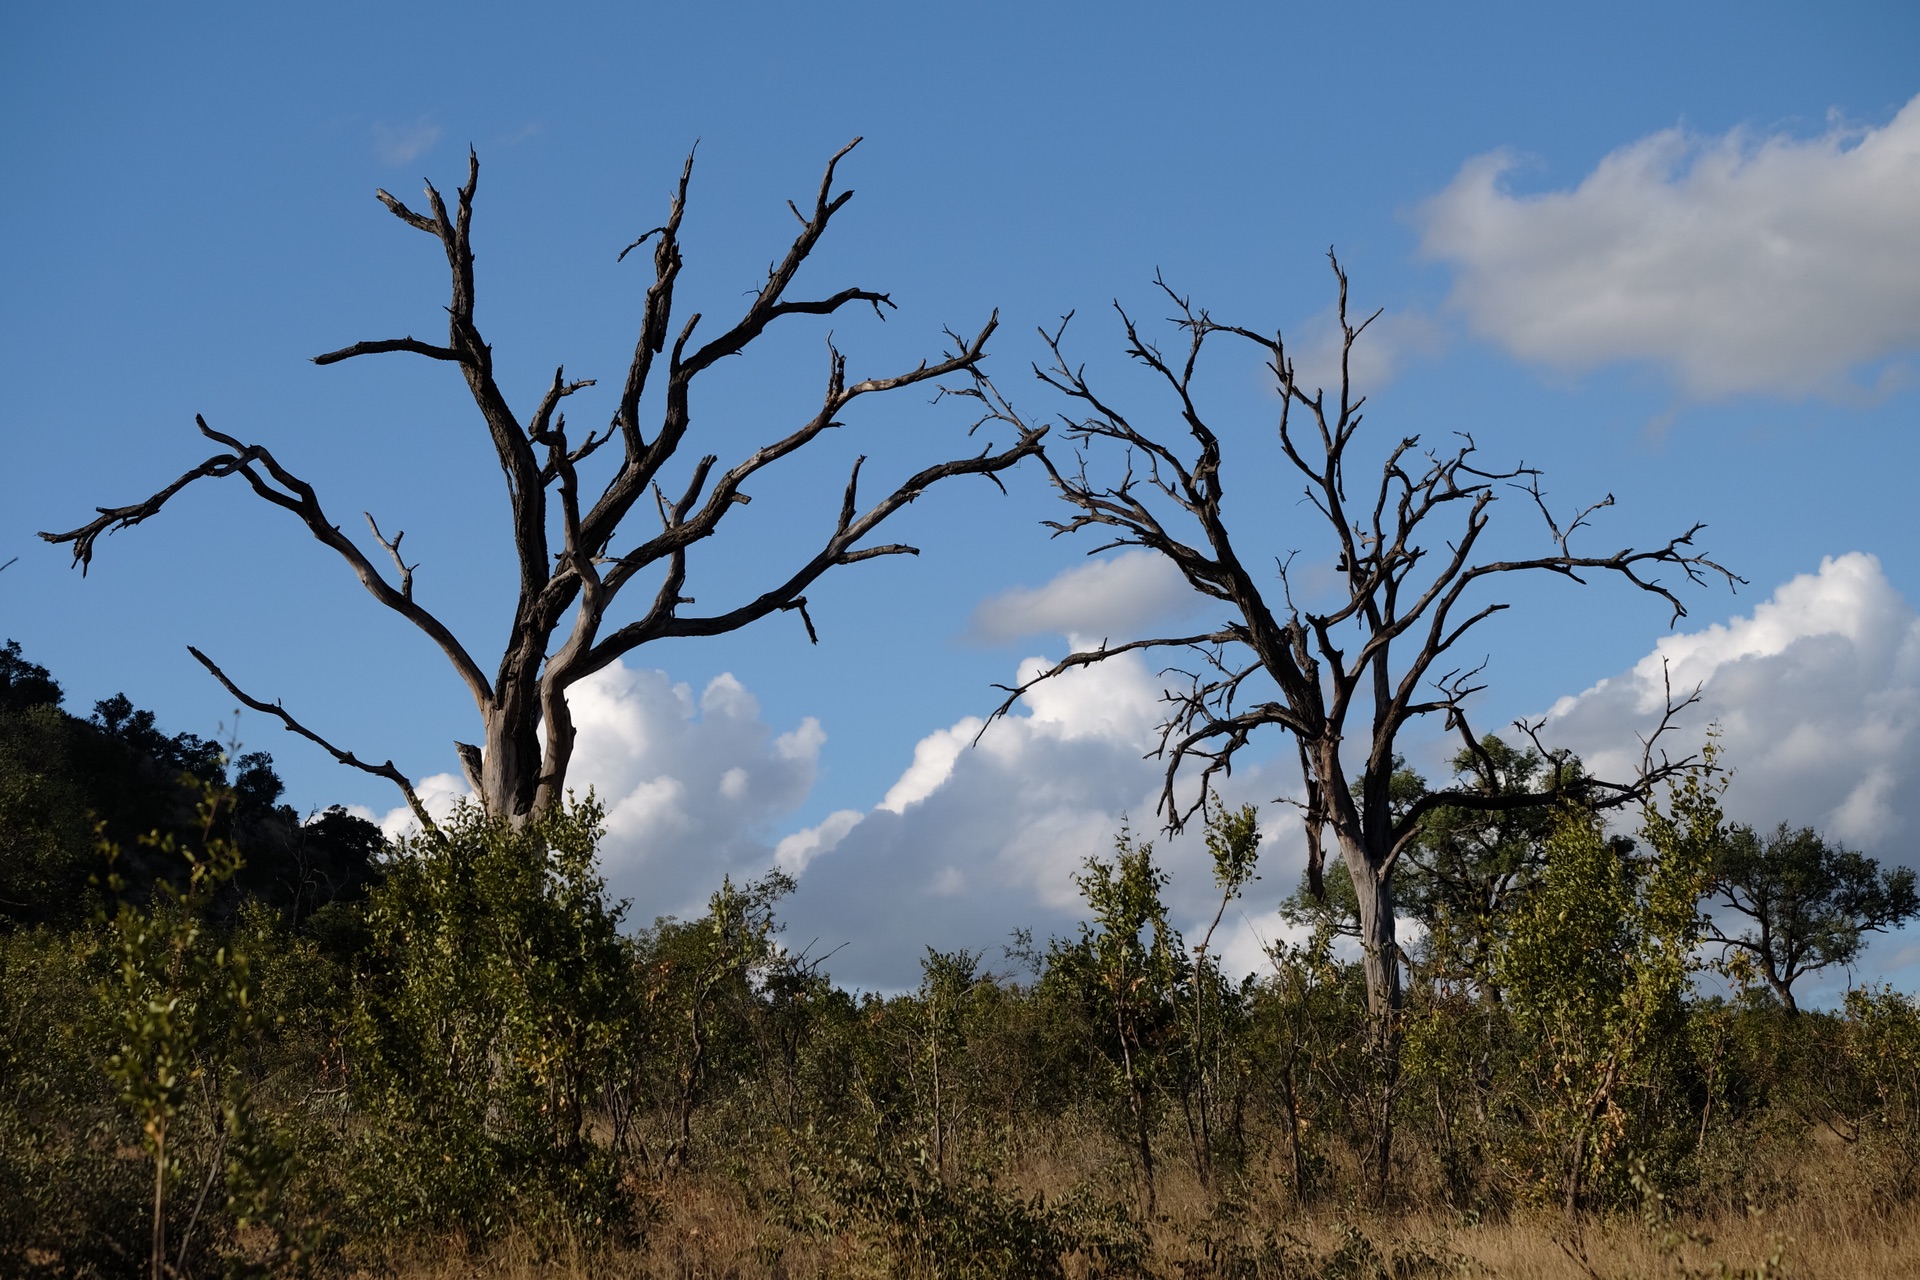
[187,646,440,840]
[363,512,418,601]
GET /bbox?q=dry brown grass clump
[370,1135,1920,1280]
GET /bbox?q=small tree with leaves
[629,867,796,1169]
[1495,765,1722,1209]
[97,781,261,1279]
[1706,823,1919,1014]
[1049,828,1186,1215]
[1182,802,1260,1188]
[348,798,635,1243]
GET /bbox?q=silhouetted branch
[187,646,440,840]
[49,143,1041,825]
[970,252,1737,1030]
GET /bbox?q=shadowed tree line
[2,638,1917,1278]
[0,640,382,931]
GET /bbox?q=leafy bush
[345,799,638,1250]
[0,924,148,1278]
[1493,767,1720,1210]
[778,1130,1145,1279]
[1836,986,1920,1201]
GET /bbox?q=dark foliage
[0,638,383,930]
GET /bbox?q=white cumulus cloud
[968,549,1205,645]
[774,809,863,875]
[1539,552,1920,855]
[777,645,1312,990]
[569,665,828,916]
[1537,551,1920,999]
[1419,96,1920,399]
[376,660,829,921]
[377,771,469,844]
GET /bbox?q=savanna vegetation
[4,636,1918,1279]
[15,145,1920,1276]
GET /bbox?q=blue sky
[4,2,1919,992]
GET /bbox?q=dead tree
[977,256,1737,1034]
[44,141,1043,829]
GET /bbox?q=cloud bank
[377,662,830,922]
[368,554,1920,994]
[1540,552,1920,858]
[1419,96,1920,398]
[775,644,1310,990]
[795,553,1920,988]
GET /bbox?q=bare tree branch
[48,143,1042,829]
[187,646,440,840]
[43,416,494,710]
[312,337,464,367]
[975,253,1737,1039]
[363,512,417,601]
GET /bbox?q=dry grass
[371,1132,1920,1280]
[1444,1196,1920,1278]
[376,1198,1920,1280]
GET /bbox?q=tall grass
[368,1121,1918,1279]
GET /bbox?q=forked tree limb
[42,416,495,711]
[594,318,1013,600]
[46,142,1042,824]
[971,252,1739,1029]
[187,646,441,839]
[363,513,417,601]
[577,423,1043,669]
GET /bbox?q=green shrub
[345,798,637,1250]
[1493,766,1720,1210]
[779,1130,1145,1279]
[1837,986,1920,1201]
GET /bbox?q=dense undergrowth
[3,640,1918,1278]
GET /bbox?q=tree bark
[1349,843,1403,1025]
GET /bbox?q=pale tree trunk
[458,695,543,824]
[1346,843,1403,1026]
[1344,837,1403,1202]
